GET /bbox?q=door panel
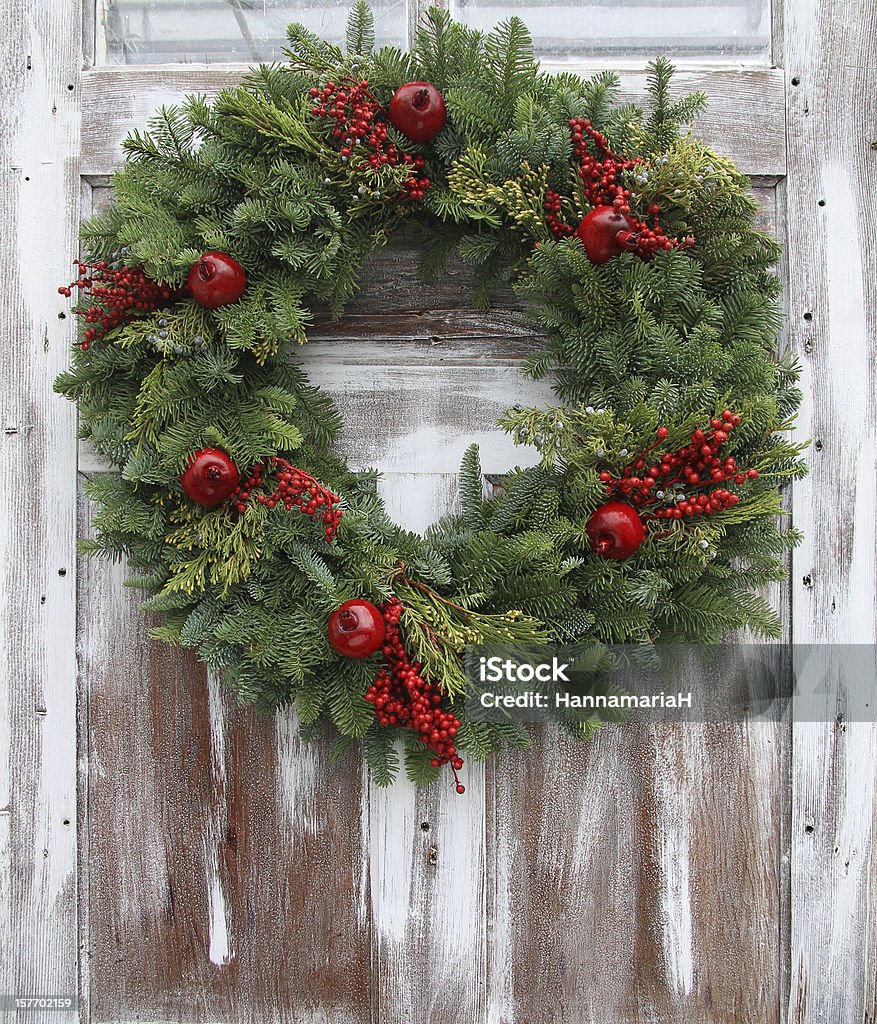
[2,0,871,1017]
[77,168,790,1022]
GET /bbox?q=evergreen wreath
[57,4,807,792]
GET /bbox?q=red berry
[586,501,645,560]
[576,206,635,264]
[328,599,386,659]
[388,82,446,142]
[186,251,247,309]
[180,448,239,506]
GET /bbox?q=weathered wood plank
[480,183,789,1023]
[487,718,787,1023]
[80,65,786,177]
[77,350,556,477]
[781,0,877,1017]
[76,153,800,1024]
[368,472,487,1024]
[77,493,372,1023]
[0,0,81,1019]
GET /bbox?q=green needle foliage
[56,3,806,787]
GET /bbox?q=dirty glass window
[97,0,770,65]
[451,0,771,61]
[98,0,407,65]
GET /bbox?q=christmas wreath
[57,4,806,791]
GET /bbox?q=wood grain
[487,718,787,1024]
[79,64,786,178]
[781,0,877,1018]
[61,34,876,1023]
[77,492,372,1023]
[0,0,81,1019]
[368,476,487,1022]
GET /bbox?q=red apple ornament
[576,206,635,265]
[186,251,247,309]
[328,599,386,658]
[180,448,239,506]
[388,82,446,143]
[586,501,645,560]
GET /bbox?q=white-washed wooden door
[2,0,875,1021]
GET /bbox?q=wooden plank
[80,64,786,177]
[77,344,557,476]
[781,0,877,1018]
[76,165,793,1024]
[482,182,789,1023]
[487,719,787,1023]
[368,473,487,1024]
[0,0,81,1018]
[77,492,372,1023]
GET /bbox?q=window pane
[99,0,407,65]
[451,0,770,61]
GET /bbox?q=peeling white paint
[205,843,232,967]
[820,161,874,645]
[206,670,227,793]
[654,738,695,998]
[274,710,319,841]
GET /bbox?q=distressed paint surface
[74,225,796,1022]
[783,0,877,1018]
[1,8,873,1019]
[79,65,787,178]
[0,0,81,1020]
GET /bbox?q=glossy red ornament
[388,81,446,143]
[180,448,239,506]
[328,599,386,658]
[576,206,635,264]
[186,251,247,308]
[587,501,645,560]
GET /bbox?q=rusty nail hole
[802,574,813,588]
[40,595,46,605]
[58,312,66,319]
[803,312,813,322]
[804,824,814,834]
[420,821,430,832]
[814,439,823,451]
[817,199,825,207]
[26,55,32,70]
[63,819,70,826]
[24,176,29,182]
[67,84,74,91]
[58,567,67,576]
[791,77,800,86]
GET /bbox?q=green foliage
[346,1,376,55]
[56,6,805,788]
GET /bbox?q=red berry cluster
[597,410,759,520]
[570,117,640,213]
[57,259,176,350]
[543,188,575,239]
[309,79,429,201]
[231,457,342,541]
[365,598,466,794]
[544,118,694,257]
